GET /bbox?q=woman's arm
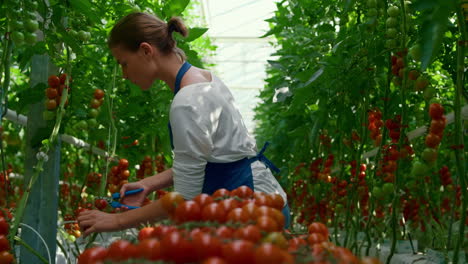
[139,168,173,192]
[78,199,168,236]
[119,168,173,206]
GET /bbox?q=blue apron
[169,62,290,228]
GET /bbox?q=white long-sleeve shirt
[170,73,287,204]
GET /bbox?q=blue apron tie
[169,61,192,149]
[255,142,280,174]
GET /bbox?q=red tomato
[193,193,214,208]
[219,198,240,212]
[160,231,196,264]
[59,73,71,85]
[94,89,105,100]
[94,199,107,210]
[174,200,202,223]
[119,170,130,180]
[201,202,226,223]
[267,193,284,210]
[106,240,135,261]
[46,99,57,110]
[425,133,441,148]
[429,103,444,120]
[253,193,274,207]
[241,202,259,220]
[222,240,255,264]
[226,208,249,223]
[307,222,329,238]
[152,225,177,239]
[118,158,129,169]
[201,257,228,264]
[215,226,234,240]
[230,185,253,199]
[233,225,261,243]
[137,238,162,261]
[48,75,60,88]
[138,227,155,241]
[192,233,223,260]
[253,243,285,264]
[288,236,307,251]
[0,235,10,251]
[0,217,9,235]
[0,251,14,264]
[77,247,107,264]
[45,87,58,99]
[212,188,231,199]
[256,216,280,232]
[307,233,327,245]
[160,192,185,216]
[430,118,446,135]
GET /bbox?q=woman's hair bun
[167,17,188,38]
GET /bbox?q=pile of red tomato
[78,186,381,264]
[0,209,14,264]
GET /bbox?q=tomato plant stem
[387,1,409,263]
[0,37,12,209]
[452,4,467,263]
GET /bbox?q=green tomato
[386,28,398,39]
[69,29,78,38]
[30,1,39,10]
[367,0,377,8]
[368,8,378,17]
[78,30,90,42]
[87,118,98,129]
[24,19,39,32]
[11,31,25,45]
[421,148,438,164]
[386,39,398,49]
[88,108,99,118]
[387,6,400,17]
[372,186,384,199]
[10,20,24,31]
[382,182,394,196]
[386,17,398,28]
[411,161,428,177]
[423,86,436,101]
[24,32,37,45]
[42,110,56,121]
[75,120,88,130]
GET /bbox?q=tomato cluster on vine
[78,186,381,264]
[425,103,446,148]
[107,158,130,194]
[43,73,71,121]
[0,209,14,264]
[367,108,383,146]
[87,89,105,129]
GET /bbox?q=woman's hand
[78,210,121,237]
[119,181,149,207]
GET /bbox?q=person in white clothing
[78,12,289,236]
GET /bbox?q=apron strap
[174,61,192,95]
[169,61,192,149]
[255,142,280,174]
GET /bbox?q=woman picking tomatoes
[78,12,289,236]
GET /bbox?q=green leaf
[185,27,208,42]
[419,3,455,70]
[304,68,324,87]
[163,0,190,17]
[69,0,101,24]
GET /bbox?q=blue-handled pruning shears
[96,188,144,210]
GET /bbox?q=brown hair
[108,12,188,60]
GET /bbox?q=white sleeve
[170,104,213,200]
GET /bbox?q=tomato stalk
[451,4,467,263]
[386,1,409,263]
[99,64,119,197]
[0,35,12,208]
